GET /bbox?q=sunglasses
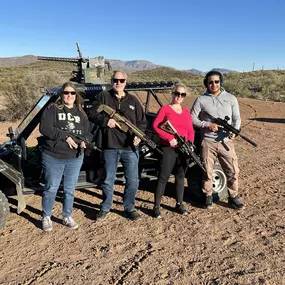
[173,91,186,98]
[208,80,220,85]
[113,78,126,83]
[63,91,76,95]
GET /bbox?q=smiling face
[207,75,221,96]
[62,86,76,107]
[171,86,187,104]
[112,71,127,94]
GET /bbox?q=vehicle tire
[0,190,10,230]
[212,164,227,201]
[186,163,227,202]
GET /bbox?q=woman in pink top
[152,83,195,218]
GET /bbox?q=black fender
[0,159,26,213]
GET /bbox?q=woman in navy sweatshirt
[39,82,90,231]
[152,83,195,218]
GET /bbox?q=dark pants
[154,146,189,207]
[101,149,139,212]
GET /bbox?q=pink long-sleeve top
[153,105,195,146]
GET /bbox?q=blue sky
[0,0,284,72]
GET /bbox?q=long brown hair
[56,82,85,113]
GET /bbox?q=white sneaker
[63,216,79,229]
[42,216,53,231]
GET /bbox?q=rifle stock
[97,104,162,155]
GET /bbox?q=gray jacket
[190,88,241,142]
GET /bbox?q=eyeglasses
[63,91,76,95]
[113,78,126,83]
[173,91,187,98]
[208,80,220,85]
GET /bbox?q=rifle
[159,120,206,171]
[97,104,163,155]
[66,131,101,153]
[204,112,257,147]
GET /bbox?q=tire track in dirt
[23,262,59,285]
[22,257,91,285]
[113,244,161,285]
[239,101,258,128]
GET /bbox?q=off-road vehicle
[0,44,227,230]
[0,81,228,230]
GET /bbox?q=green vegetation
[223,70,285,102]
[0,62,73,121]
[0,62,284,122]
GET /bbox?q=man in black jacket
[88,70,147,221]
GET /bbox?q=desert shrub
[264,91,284,102]
[224,70,285,102]
[248,92,263,100]
[0,71,64,121]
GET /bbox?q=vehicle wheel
[212,164,227,201]
[0,190,10,230]
[186,163,227,202]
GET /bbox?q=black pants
[154,146,189,207]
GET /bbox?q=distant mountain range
[187,68,233,75]
[108,59,161,71]
[0,55,233,74]
[0,55,161,71]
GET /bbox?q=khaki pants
[201,140,239,197]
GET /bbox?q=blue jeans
[101,149,139,212]
[42,152,83,218]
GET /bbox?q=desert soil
[0,96,284,285]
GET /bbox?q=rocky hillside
[0,55,38,67]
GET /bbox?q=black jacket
[40,104,90,159]
[88,89,147,150]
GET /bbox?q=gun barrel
[239,134,257,147]
[76,42,83,58]
[37,56,78,63]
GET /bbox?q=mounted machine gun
[38,43,111,84]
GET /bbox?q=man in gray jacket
[190,71,245,210]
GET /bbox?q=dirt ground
[0,96,284,285]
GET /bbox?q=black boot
[175,203,189,215]
[153,206,162,219]
[205,195,213,210]
[228,196,245,210]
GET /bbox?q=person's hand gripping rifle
[65,131,101,155]
[159,120,205,171]
[97,104,163,155]
[204,112,257,147]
